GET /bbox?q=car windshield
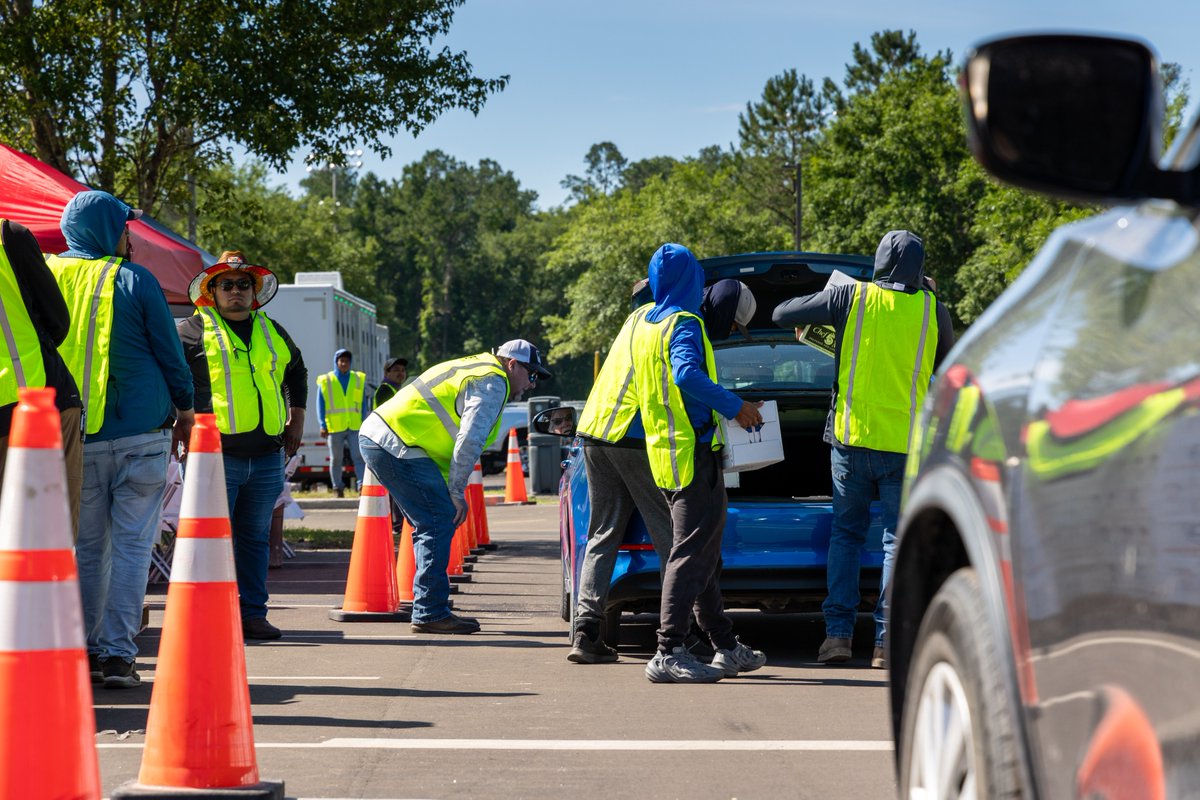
[713,341,834,391]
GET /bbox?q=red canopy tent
[0,142,208,304]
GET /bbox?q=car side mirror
[532,406,576,437]
[961,34,1170,203]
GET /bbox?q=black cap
[384,357,408,371]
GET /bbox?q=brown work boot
[817,636,852,664]
[871,646,888,670]
[335,488,345,499]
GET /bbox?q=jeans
[574,444,674,637]
[360,438,455,624]
[223,450,285,619]
[328,428,365,491]
[76,429,171,662]
[825,444,905,647]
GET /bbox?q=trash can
[526,396,562,494]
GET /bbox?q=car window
[713,341,835,391]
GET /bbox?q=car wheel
[899,567,1023,799]
[603,607,622,648]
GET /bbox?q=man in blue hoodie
[318,348,367,497]
[630,243,768,683]
[773,230,954,669]
[47,191,195,690]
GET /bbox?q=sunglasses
[527,368,538,384]
[215,278,254,292]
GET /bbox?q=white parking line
[97,738,893,751]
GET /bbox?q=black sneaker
[410,613,480,634]
[567,632,618,664]
[102,658,141,689]
[88,653,103,685]
[242,617,283,640]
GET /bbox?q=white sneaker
[645,646,725,683]
[711,637,767,677]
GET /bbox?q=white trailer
[268,272,388,488]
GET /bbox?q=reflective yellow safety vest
[0,232,47,406]
[578,304,652,442]
[374,353,508,476]
[834,282,937,454]
[200,308,292,436]
[631,310,722,491]
[319,369,366,432]
[46,254,120,434]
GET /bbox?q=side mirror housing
[961,34,1183,203]
[532,406,576,438]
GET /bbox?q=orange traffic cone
[0,388,99,800]
[447,522,472,583]
[396,517,416,608]
[114,414,283,799]
[469,460,497,550]
[330,469,409,622]
[502,427,530,504]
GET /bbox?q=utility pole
[793,160,802,251]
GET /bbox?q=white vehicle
[268,272,388,488]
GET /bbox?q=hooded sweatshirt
[645,244,742,438]
[771,230,955,449]
[317,348,367,429]
[56,191,193,441]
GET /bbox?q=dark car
[556,251,888,642]
[890,34,1200,798]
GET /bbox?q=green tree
[804,51,978,317]
[737,69,829,241]
[0,0,506,215]
[561,142,629,203]
[545,155,788,358]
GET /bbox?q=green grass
[285,528,355,548]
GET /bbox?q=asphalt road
[96,495,898,799]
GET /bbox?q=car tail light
[618,544,654,551]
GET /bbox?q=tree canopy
[0,0,506,214]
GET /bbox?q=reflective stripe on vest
[835,282,936,454]
[578,305,652,442]
[0,232,46,406]
[46,254,120,434]
[630,310,721,491]
[200,308,291,436]
[320,370,366,432]
[374,354,508,476]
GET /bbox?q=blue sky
[278,0,1199,210]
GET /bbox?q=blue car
[557,251,889,641]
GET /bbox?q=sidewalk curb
[295,498,360,510]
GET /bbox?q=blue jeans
[223,450,285,619]
[76,429,171,662]
[328,429,365,491]
[360,438,454,624]
[825,444,905,647]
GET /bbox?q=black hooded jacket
[771,230,955,449]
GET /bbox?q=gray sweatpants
[657,445,735,654]
[573,444,674,637]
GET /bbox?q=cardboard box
[796,270,859,357]
[721,400,784,473]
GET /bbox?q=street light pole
[306,149,364,208]
[794,160,802,251]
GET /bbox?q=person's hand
[451,493,468,527]
[319,426,328,438]
[173,408,195,457]
[794,327,804,342]
[733,400,764,430]
[285,408,306,457]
